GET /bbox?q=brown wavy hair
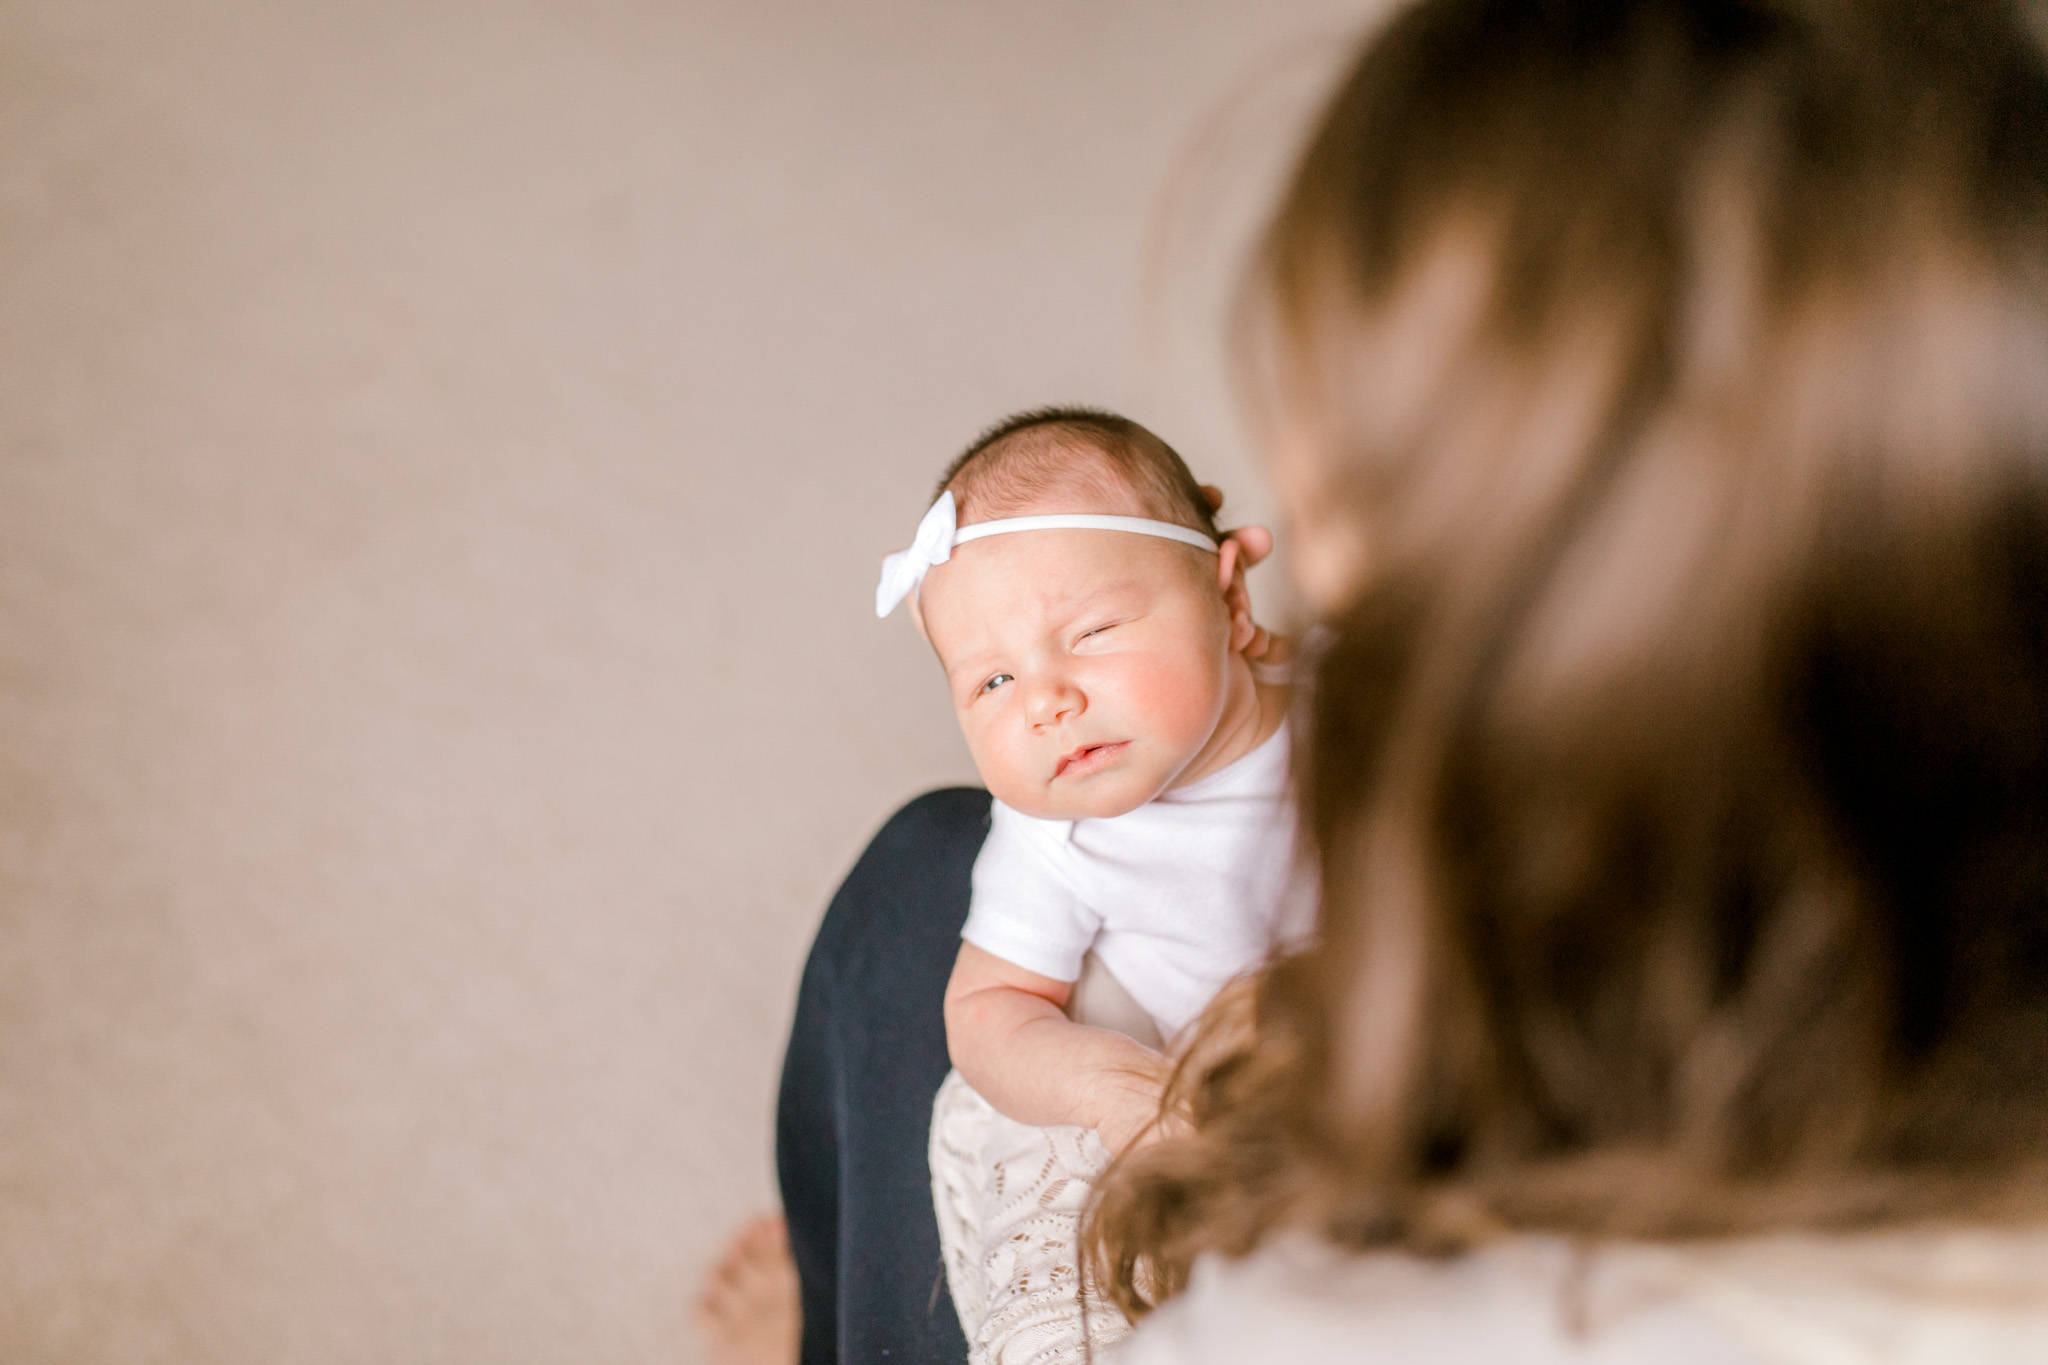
[1086,0,2048,1318]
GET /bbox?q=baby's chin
[988,772,1166,822]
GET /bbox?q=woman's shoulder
[1114,1234,1761,1365]
[1114,1227,2048,1365]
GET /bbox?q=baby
[877,408,1311,1360]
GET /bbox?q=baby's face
[917,523,1235,821]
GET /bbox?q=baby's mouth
[1054,741,1128,778]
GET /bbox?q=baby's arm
[943,941,1168,1154]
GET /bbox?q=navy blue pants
[777,788,990,1365]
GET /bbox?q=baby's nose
[1025,677,1084,726]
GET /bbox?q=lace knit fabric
[930,1070,1134,1364]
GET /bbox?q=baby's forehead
[921,528,1203,649]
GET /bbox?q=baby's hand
[1086,1062,1190,1155]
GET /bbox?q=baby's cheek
[1116,652,1224,748]
[960,719,1038,806]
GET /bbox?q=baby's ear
[1214,532,1264,655]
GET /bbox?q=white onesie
[960,720,1314,1043]
[934,723,1315,1365]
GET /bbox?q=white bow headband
[875,490,1219,617]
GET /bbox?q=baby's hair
[935,407,1223,543]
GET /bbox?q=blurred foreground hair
[1088,0,2048,1317]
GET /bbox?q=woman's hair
[1087,0,2048,1316]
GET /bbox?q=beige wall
[0,2,1366,1359]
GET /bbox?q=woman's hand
[1201,485,1292,667]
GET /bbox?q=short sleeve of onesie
[961,801,1102,983]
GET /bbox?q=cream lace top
[928,952,1162,1365]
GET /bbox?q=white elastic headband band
[875,490,1218,617]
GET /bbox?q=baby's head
[903,408,1266,821]
[934,409,1223,546]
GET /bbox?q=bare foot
[695,1212,801,1365]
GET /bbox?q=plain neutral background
[0,2,1374,1360]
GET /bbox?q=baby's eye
[1077,624,1118,643]
[980,673,1014,695]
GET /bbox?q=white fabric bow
[875,490,959,617]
